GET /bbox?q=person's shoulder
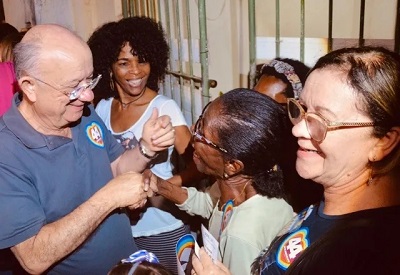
[151,95,183,114]
[151,94,174,104]
[95,98,113,117]
[287,206,400,274]
[95,97,113,109]
[0,118,24,162]
[328,206,400,241]
[345,204,400,224]
[231,196,293,230]
[246,195,293,215]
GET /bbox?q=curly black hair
[87,16,169,106]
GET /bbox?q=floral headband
[121,250,160,275]
[261,60,303,99]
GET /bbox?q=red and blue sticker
[86,122,104,148]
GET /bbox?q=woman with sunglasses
[156,88,294,275]
[192,46,400,275]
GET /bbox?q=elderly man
[0,24,174,274]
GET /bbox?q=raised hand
[141,108,175,153]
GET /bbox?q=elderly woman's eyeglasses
[287,98,375,142]
[192,103,228,154]
[32,74,102,100]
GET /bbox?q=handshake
[104,169,163,210]
[142,169,160,198]
[100,168,165,211]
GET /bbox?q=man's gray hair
[13,40,42,79]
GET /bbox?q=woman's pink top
[0,62,17,116]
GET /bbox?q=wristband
[138,138,158,159]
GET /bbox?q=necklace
[118,86,146,109]
[219,179,251,210]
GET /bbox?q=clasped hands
[125,169,162,210]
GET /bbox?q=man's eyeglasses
[192,102,228,154]
[287,98,375,142]
[32,74,102,100]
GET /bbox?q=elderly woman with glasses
[155,88,294,275]
[191,46,400,275]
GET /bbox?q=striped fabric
[134,225,191,275]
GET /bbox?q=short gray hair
[13,40,43,79]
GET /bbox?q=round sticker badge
[86,122,105,148]
[219,199,234,239]
[276,228,310,270]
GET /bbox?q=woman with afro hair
[88,16,204,274]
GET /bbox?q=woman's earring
[367,172,374,185]
[367,156,376,185]
[109,72,115,92]
[223,172,229,179]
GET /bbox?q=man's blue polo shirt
[0,94,137,274]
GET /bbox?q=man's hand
[9,172,148,274]
[102,171,148,209]
[141,108,175,154]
